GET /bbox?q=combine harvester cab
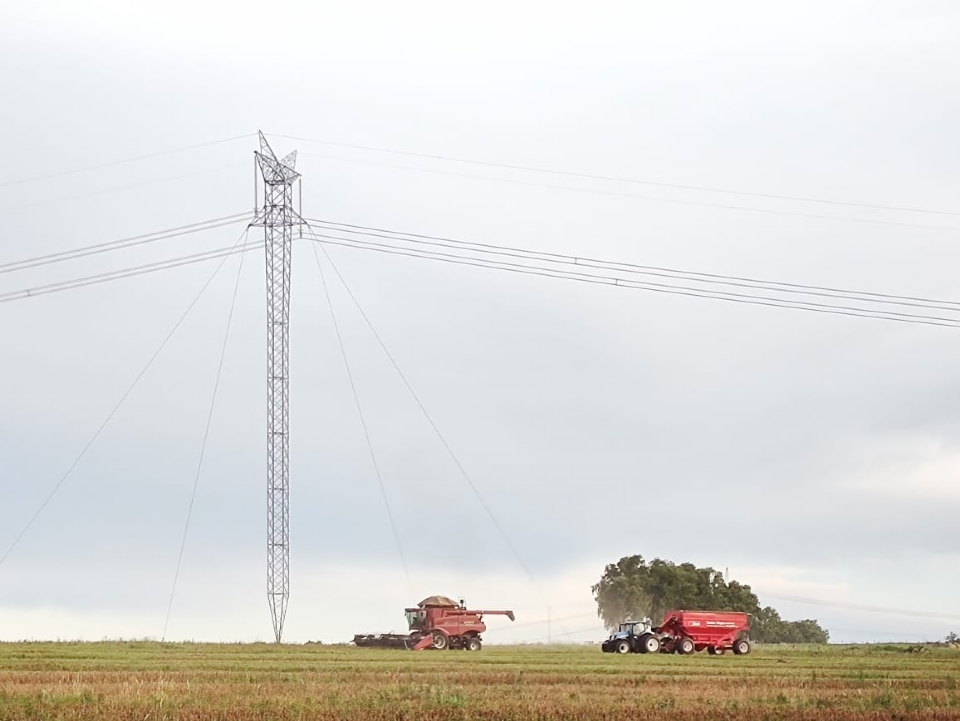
[655,610,751,656]
[354,595,515,651]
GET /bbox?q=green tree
[592,554,828,644]
[590,555,652,629]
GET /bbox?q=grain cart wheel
[639,633,660,654]
[708,646,725,656]
[678,637,696,655]
[431,631,449,650]
[615,640,632,654]
[732,639,751,655]
[467,637,482,652]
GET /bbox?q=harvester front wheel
[733,639,751,655]
[678,637,696,655]
[431,631,449,650]
[467,637,482,652]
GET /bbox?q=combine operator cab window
[406,610,425,629]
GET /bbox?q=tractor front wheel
[615,640,631,654]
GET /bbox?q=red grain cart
[656,610,751,656]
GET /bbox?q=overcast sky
[1,0,958,645]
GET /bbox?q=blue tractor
[600,619,661,654]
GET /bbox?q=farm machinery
[353,595,515,651]
[601,610,751,656]
[600,619,661,654]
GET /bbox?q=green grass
[0,641,958,719]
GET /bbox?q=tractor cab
[601,617,659,654]
[609,618,651,640]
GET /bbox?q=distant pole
[252,131,301,643]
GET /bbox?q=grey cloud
[3,0,960,641]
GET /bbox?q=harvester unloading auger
[354,595,515,651]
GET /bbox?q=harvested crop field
[1,642,958,720]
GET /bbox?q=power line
[310,242,413,594]
[0,227,251,570]
[0,238,260,305]
[0,164,248,213]
[300,153,960,234]
[9,216,954,329]
[272,132,960,218]
[163,234,248,641]
[485,612,598,632]
[306,231,960,325]
[0,212,253,275]
[0,134,256,189]
[308,219,960,313]
[303,233,960,330]
[758,591,960,622]
[307,224,559,610]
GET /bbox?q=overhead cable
[302,233,960,330]
[307,218,960,312]
[272,132,960,218]
[163,233,249,641]
[310,243,413,594]
[0,239,260,305]
[0,227,252,569]
[305,222,569,618]
[301,153,960,234]
[0,212,253,275]
[758,591,960,622]
[0,134,256,189]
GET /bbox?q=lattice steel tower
[252,132,301,643]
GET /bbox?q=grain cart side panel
[657,610,750,654]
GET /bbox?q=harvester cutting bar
[353,633,419,649]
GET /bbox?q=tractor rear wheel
[432,631,449,650]
[615,640,631,654]
[639,633,660,654]
[678,637,696,655]
[732,639,751,655]
[467,637,482,652]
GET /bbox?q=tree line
[591,554,829,644]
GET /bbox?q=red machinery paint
[354,596,515,651]
[656,610,751,655]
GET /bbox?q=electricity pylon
[252,131,301,643]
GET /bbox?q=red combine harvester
[657,610,751,655]
[354,595,515,651]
